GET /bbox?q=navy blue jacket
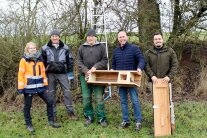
[112,42,145,70]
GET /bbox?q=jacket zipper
[33,62,37,93]
[38,65,41,76]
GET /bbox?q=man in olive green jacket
[145,32,178,83]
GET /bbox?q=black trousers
[23,91,54,126]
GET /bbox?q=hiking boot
[26,125,35,132]
[48,121,61,128]
[135,122,142,131]
[84,118,93,127]
[118,121,130,129]
[68,112,78,120]
[100,120,108,127]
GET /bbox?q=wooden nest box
[87,70,141,87]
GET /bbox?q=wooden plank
[153,79,171,137]
[87,70,141,87]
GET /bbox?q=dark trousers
[47,73,74,115]
[23,91,54,126]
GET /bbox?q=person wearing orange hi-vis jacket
[18,42,61,133]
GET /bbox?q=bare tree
[168,0,207,45]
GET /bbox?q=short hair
[24,42,37,54]
[153,32,163,37]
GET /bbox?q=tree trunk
[168,0,181,45]
[138,0,161,50]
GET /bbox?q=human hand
[137,68,142,75]
[151,76,158,84]
[162,76,170,84]
[18,89,24,94]
[90,67,96,72]
[87,67,96,76]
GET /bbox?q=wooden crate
[87,70,141,87]
[153,79,171,137]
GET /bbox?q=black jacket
[41,40,73,73]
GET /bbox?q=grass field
[0,99,206,138]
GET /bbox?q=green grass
[0,100,206,138]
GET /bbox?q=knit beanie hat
[50,29,60,37]
[86,29,96,37]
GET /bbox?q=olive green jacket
[144,45,178,81]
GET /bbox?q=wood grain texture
[153,79,171,137]
[87,70,141,87]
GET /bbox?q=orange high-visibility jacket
[18,56,48,94]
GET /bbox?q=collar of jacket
[149,45,168,54]
[118,42,129,50]
[23,55,42,62]
[47,40,64,47]
[82,41,100,47]
[23,51,42,62]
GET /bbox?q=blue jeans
[23,91,54,126]
[119,87,142,123]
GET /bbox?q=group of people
[17,28,178,133]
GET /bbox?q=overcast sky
[0,0,171,13]
[0,0,172,32]
[0,0,9,10]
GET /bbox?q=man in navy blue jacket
[112,31,145,131]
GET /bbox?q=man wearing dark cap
[41,29,78,122]
[77,29,108,127]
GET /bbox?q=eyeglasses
[28,47,36,49]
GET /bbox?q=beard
[156,45,162,48]
[155,43,163,49]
